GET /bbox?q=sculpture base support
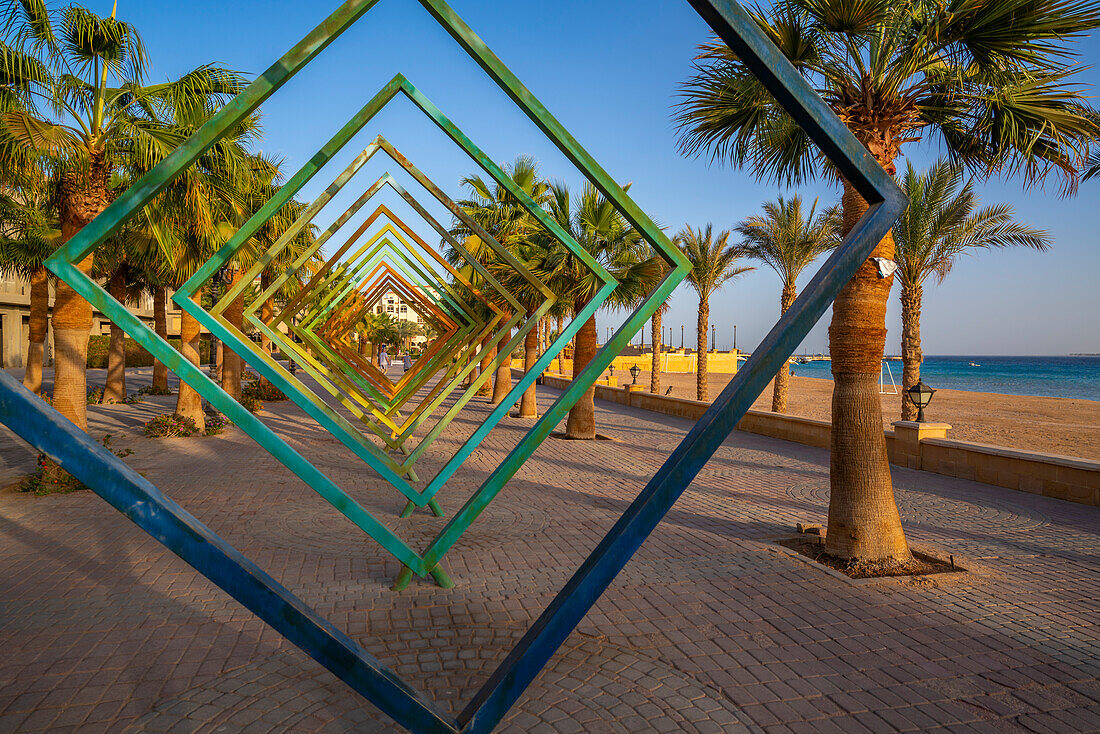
[399,498,444,518]
[391,563,454,591]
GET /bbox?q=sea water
[788,355,1100,402]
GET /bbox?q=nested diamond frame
[0,0,909,732]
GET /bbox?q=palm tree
[542,181,661,438]
[0,168,58,395]
[676,224,752,402]
[0,0,247,432]
[675,0,1099,562]
[393,319,420,353]
[895,160,1051,419]
[239,156,316,394]
[638,243,673,395]
[737,196,838,412]
[649,306,668,394]
[153,142,256,428]
[93,226,157,403]
[450,156,551,412]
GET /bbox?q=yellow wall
[547,350,741,376]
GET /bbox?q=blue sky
[100,0,1099,355]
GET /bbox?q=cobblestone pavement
[1,370,1098,733]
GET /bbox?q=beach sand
[624,370,1099,460]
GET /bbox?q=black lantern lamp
[906,379,936,422]
[608,364,615,379]
[629,364,641,385]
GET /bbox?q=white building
[0,273,187,369]
[374,289,427,346]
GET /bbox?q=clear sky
[94,0,1099,355]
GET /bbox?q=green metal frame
[44,0,686,582]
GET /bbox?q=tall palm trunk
[518,308,539,417]
[565,299,597,439]
[152,286,169,392]
[825,177,909,562]
[477,337,493,397]
[22,265,49,394]
[490,320,511,405]
[696,298,709,401]
[772,283,797,413]
[221,269,244,400]
[899,282,922,421]
[650,308,663,394]
[52,156,110,431]
[103,271,127,403]
[175,289,205,431]
[259,270,276,391]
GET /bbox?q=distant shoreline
[788,372,1100,404]
[623,370,1099,459]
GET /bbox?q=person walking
[379,345,390,373]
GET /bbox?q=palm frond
[895,158,1052,287]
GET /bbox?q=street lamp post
[680,324,684,349]
[906,380,937,422]
[711,324,715,351]
[732,324,737,352]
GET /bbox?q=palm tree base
[825,372,911,561]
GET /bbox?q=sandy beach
[626,370,1100,460]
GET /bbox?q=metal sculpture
[0,0,904,732]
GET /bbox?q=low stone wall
[538,372,1099,506]
[920,439,1098,505]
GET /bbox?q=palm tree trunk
[519,309,539,417]
[103,271,127,403]
[771,283,797,413]
[477,337,493,397]
[696,298,709,401]
[152,286,169,392]
[825,178,910,562]
[52,157,110,431]
[490,321,511,405]
[565,299,597,439]
[900,282,923,421]
[650,309,663,394]
[175,289,206,432]
[259,271,276,391]
[221,269,244,400]
[22,265,49,394]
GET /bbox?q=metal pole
[680,325,684,349]
[733,324,737,352]
[711,324,715,351]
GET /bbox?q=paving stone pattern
[1,368,1098,733]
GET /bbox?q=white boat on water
[969,361,981,367]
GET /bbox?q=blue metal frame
[0,0,906,732]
